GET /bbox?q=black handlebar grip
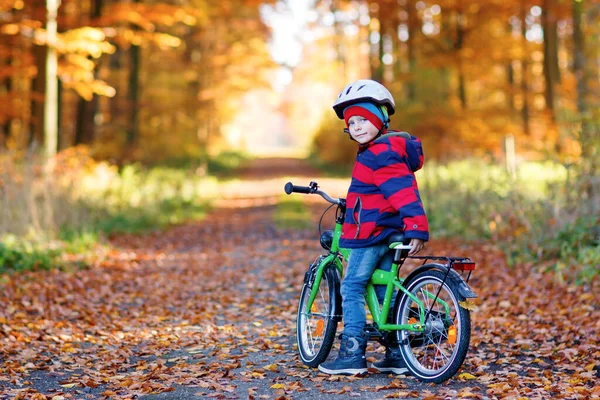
[284,182,311,194]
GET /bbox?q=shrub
[0,147,233,272]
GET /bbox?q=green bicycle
[285,181,478,383]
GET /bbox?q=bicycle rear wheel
[297,264,340,367]
[393,269,471,383]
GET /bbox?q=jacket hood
[373,131,424,172]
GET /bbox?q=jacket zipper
[353,196,362,239]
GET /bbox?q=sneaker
[318,334,368,376]
[372,346,409,375]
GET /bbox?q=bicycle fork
[303,254,344,321]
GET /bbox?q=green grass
[0,151,245,274]
[0,235,61,272]
[311,156,599,283]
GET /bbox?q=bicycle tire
[296,264,340,367]
[393,269,471,383]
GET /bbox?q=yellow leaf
[270,383,286,389]
[263,364,278,372]
[458,372,477,380]
[60,383,77,388]
[579,293,594,301]
[459,299,477,311]
[585,363,596,371]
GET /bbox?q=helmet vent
[332,79,396,119]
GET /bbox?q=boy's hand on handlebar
[408,238,425,255]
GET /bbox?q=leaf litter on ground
[1,168,600,399]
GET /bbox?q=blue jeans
[341,243,395,337]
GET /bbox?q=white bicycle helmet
[332,79,396,119]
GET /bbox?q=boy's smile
[347,116,380,144]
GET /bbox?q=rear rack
[406,256,476,282]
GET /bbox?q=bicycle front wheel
[394,269,471,383]
[296,264,340,367]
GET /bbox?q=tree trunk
[505,21,516,114]
[128,46,140,146]
[74,0,103,146]
[44,0,59,159]
[455,8,467,109]
[572,0,587,116]
[372,4,384,82]
[520,0,530,136]
[542,0,560,117]
[57,78,63,150]
[2,50,12,148]
[30,44,47,147]
[329,0,347,81]
[507,63,515,112]
[28,0,46,148]
[127,0,141,150]
[405,0,416,101]
[391,6,401,85]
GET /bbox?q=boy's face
[347,116,380,144]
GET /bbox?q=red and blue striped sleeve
[372,143,429,241]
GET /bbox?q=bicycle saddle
[387,233,407,245]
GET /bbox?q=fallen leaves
[457,372,477,380]
[0,188,599,399]
[459,299,477,311]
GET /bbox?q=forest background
[0,0,598,283]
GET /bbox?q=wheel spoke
[397,271,470,382]
[297,270,337,364]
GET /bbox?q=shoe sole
[318,365,368,376]
[371,365,409,375]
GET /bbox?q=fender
[403,263,477,299]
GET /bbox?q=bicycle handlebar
[284,181,343,206]
[284,182,312,194]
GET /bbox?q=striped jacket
[339,131,429,249]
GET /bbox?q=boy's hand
[408,238,425,255]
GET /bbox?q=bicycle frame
[304,213,429,334]
[290,181,477,382]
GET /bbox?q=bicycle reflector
[452,261,476,271]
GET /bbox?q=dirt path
[1,158,599,399]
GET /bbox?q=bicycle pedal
[363,324,383,340]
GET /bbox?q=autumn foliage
[0,0,599,395]
[307,0,599,162]
[0,0,274,162]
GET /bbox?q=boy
[318,79,429,376]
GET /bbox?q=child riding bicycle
[318,79,430,376]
